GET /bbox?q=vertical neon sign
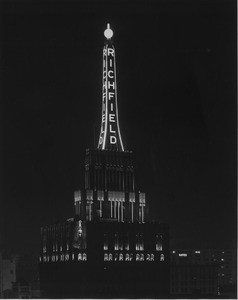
[98,24,124,151]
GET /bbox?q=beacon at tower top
[104,23,113,40]
[98,24,124,152]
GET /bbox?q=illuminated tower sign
[98,24,124,151]
[39,24,170,298]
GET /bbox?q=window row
[104,253,165,262]
[40,253,87,263]
[104,233,163,251]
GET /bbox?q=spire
[98,24,124,152]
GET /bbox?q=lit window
[135,233,144,251]
[104,253,108,261]
[97,190,104,201]
[135,234,139,251]
[151,254,154,261]
[65,254,69,261]
[72,253,74,260]
[78,221,83,236]
[86,189,93,200]
[140,254,144,261]
[136,254,140,261]
[139,192,146,223]
[156,234,163,251]
[114,253,118,261]
[104,234,109,250]
[129,254,133,261]
[82,253,87,261]
[119,235,123,250]
[125,242,130,251]
[114,233,119,250]
[160,254,165,261]
[129,192,135,203]
[86,200,93,221]
[78,253,82,261]
[129,192,135,222]
[139,234,144,251]
[74,190,81,216]
[86,190,93,221]
[125,233,130,250]
[125,254,130,261]
[146,254,150,261]
[119,254,123,261]
[109,254,113,261]
[55,255,58,262]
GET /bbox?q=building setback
[39,24,170,298]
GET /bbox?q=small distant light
[221,258,224,261]
[172,251,176,254]
[179,253,187,257]
[104,23,113,39]
[195,251,200,254]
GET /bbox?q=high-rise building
[39,24,170,298]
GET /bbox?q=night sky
[1,0,236,256]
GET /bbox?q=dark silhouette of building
[0,253,16,298]
[12,281,41,299]
[170,249,237,298]
[39,24,170,298]
[0,253,41,299]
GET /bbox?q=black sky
[1,0,236,255]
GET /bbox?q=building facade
[170,249,237,298]
[39,24,170,298]
[0,253,41,299]
[0,253,16,297]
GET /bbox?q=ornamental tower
[39,24,170,298]
[98,24,124,151]
[74,24,147,223]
